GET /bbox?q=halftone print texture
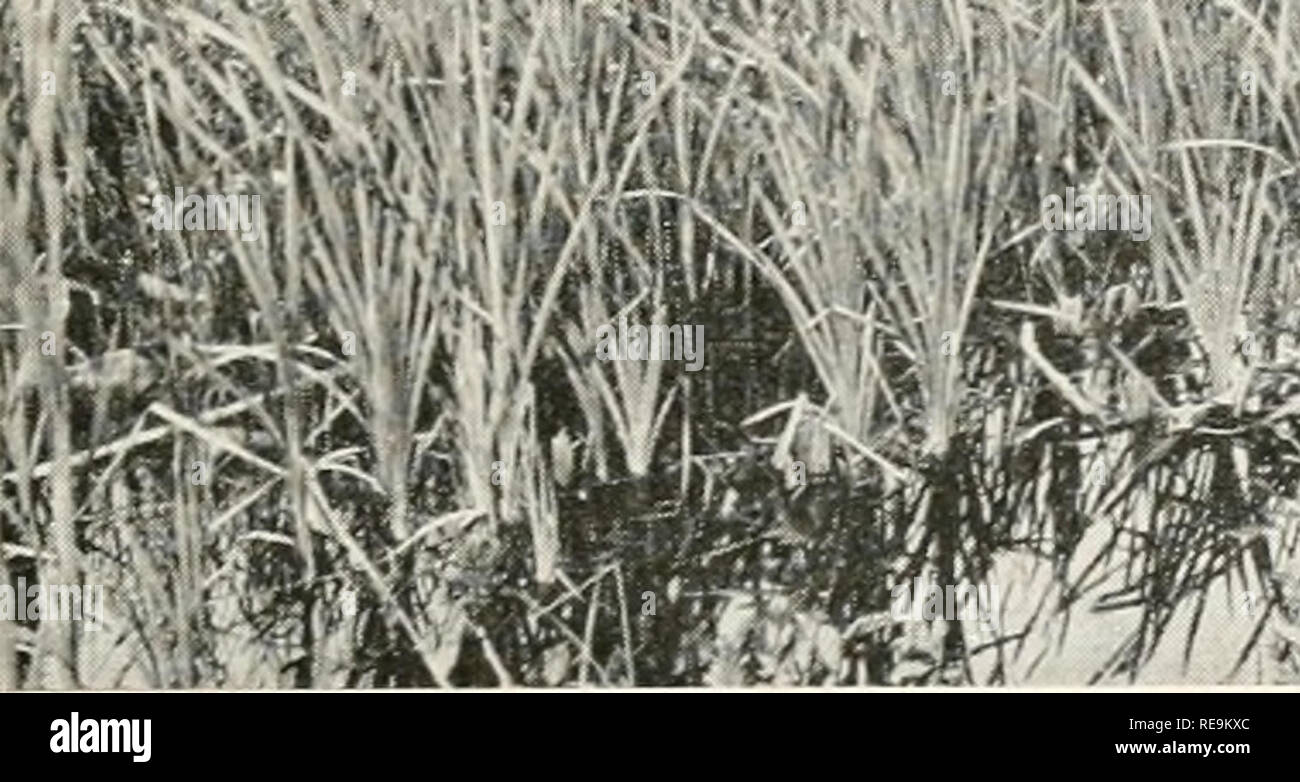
[2,0,1299,689]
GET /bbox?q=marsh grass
[5,0,1300,688]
